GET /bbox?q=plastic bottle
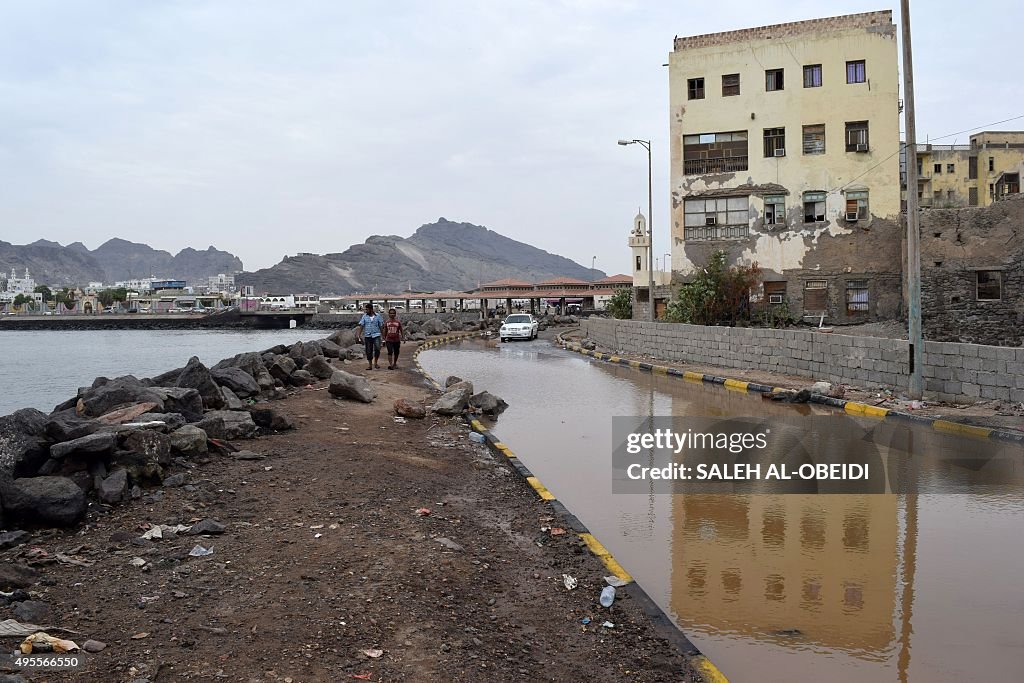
[600,586,616,608]
[468,432,486,443]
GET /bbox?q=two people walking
[356,304,403,370]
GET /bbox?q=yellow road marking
[652,365,668,375]
[693,656,730,683]
[844,402,890,419]
[526,476,556,500]
[683,371,704,382]
[723,379,748,392]
[578,533,633,583]
[934,419,992,439]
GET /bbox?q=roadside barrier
[557,334,1024,446]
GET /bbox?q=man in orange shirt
[383,308,404,370]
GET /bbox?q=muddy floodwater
[419,336,1024,683]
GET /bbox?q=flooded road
[418,336,1024,683]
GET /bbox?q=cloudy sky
[2,1,1021,276]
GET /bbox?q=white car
[500,313,539,342]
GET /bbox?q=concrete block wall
[581,318,1024,404]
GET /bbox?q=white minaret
[628,210,650,287]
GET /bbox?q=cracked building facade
[668,11,903,323]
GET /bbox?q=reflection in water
[418,338,1024,683]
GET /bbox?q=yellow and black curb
[413,331,731,683]
[557,334,1024,446]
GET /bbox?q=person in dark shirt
[383,308,404,370]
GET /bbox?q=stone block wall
[581,318,1024,404]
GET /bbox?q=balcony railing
[684,156,749,175]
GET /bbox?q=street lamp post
[664,252,672,278]
[618,138,654,322]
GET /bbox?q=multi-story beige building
[667,11,903,322]
[906,132,1024,209]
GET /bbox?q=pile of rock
[429,376,508,417]
[0,332,384,530]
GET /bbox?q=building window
[946,189,955,200]
[763,128,785,157]
[764,281,787,305]
[989,157,995,172]
[990,183,995,199]
[803,280,828,313]
[687,77,705,100]
[969,156,978,179]
[722,73,740,96]
[803,191,826,222]
[683,197,749,240]
[803,64,822,88]
[765,68,784,91]
[934,163,942,174]
[846,280,869,313]
[969,187,979,206]
[764,195,786,225]
[846,60,866,83]
[636,255,642,272]
[682,131,748,175]
[802,124,825,155]
[845,121,869,152]
[976,271,1002,300]
[845,190,869,221]
[947,163,955,174]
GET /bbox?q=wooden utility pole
[901,0,924,399]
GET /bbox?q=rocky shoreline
[0,317,698,681]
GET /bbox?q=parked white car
[500,313,539,342]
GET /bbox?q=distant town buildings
[902,132,1024,209]
[0,268,41,306]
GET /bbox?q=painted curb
[414,331,729,682]
[557,334,1024,446]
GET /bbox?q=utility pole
[901,0,924,399]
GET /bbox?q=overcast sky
[2,1,1021,277]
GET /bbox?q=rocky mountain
[237,218,605,295]
[0,241,106,286]
[0,239,243,286]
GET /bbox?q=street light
[618,138,654,322]
[664,252,672,277]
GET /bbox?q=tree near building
[97,287,128,308]
[607,288,633,319]
[663,250,761,325]
[12,293,34,310]
[33,285,53,302]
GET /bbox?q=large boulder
[77,376,165,418]
[149,387,204,422]
[446,380,474,395]
[95,402,161,425]
[421,319,450,336]
[444,376,464,388]
[49,432,116,460]
[212,351,263,376]
[110,450,163,484]
[195,411,257,440]
[408,331,427,342]
[210,367,260,398]
[431,386,472,416]
[394,398,426,419]
[305,356,335,380]
[220,386,245,410]
[2,476,87,527]
[175,357,224,410]
[0,408,50,480]
[328,371,376,403]
[121,431,172,467]
[469,391,509,416]
[247,407,295,432]
[344,344,365,360]
[44,411,100,443]
[267,355,297,383]
[328,328,359,348]
[317,338,343,359]
[97,468,129,504]
[288,369,315,386]
[169,425,208,455]
[148,366,185,387]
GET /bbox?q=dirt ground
[562,328,1024,433]
[1,353,699,682]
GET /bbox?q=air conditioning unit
[705,216,717,226]
[855,143,869,152]
[773,148,786,157]
[768,294,784,304]
[846,211,860,221]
